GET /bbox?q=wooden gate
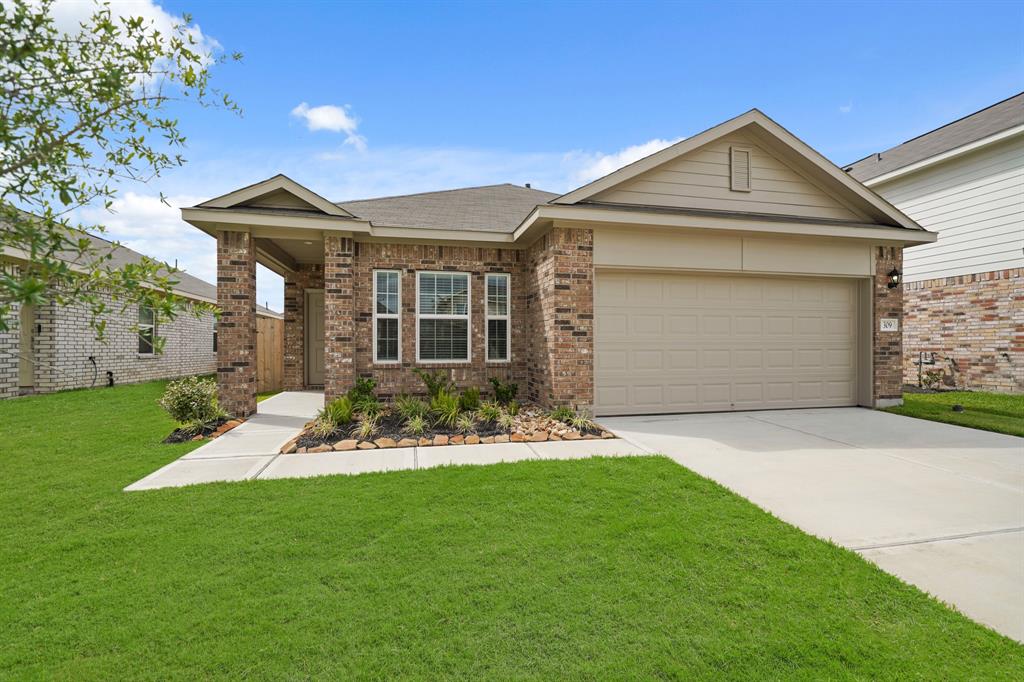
[256,315,283,393]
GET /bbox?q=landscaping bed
[162,416,240,443]
[282,370,614,454]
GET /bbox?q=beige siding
[872,134,1024,281]
[243,188,319,211]
[591,131,864,221]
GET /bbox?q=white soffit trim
[863,124,1024,187]
[196,174,354,217]
[553,109,924,231]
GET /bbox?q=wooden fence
[256,315,283,393]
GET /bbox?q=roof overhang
[198,174,355,217]
[513,203,936,246]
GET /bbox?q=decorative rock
[282,442,298,454]
[308,444,332,453]
[601,431,615,439]
[494,434,510,443]
[334,439,358,451]
[374,437,398,449]
[418,437,432,447]
[465,434,480,445]
[582,434,597,440]
[563,431,581,441]
[549,433,561,441]
[357,441,377,450]
[433,435,449,446]
[450,435,465,445]
[481,436,494,444]
[510,432,525,442]
[530,431,549,442]
[297,447,307,453]
[397,438,418,448]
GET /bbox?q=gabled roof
[844,92,1024,182]
[553,109,923,230]
[336,184,558,233]
[198,174,355,217]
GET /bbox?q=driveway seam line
[250,454,279,480]
[851,526,1024,552]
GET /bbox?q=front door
[304,290,325,386]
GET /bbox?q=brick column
[526,227,594,413]
[216,230,257,418]
[323,235,355,401]
[873,245,904,408]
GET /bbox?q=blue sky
[59,0,1023,310]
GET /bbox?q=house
[0,231,282,398]
[181,109,935,419]
[845,93,1023,392]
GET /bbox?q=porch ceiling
[256,236,323,275]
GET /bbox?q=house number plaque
[879,318,899,332]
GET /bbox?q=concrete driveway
[602,408,1024,642]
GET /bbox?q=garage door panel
[595,271,859,415]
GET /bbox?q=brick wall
[323,235,355,401]
[525,227,594,412]
[873,246,904,406]
[283,264,323,390]
[903,268,1023,393]
[0,300,20,399]
[216,230,257,418]
[348,242,526,398]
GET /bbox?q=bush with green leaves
[413,368,454,398]
[394,394,429,421]
[497,411,516,431]
[347,377,377,403]
[489,377,518,405]
[505,400,520,416]
[322,396,355,426]
[570,414,597,432]
[430,389,462,429]
[159,376,226,424]
[549,405,575,423]
[459,387,481,412]
[476,401,502,424]
[404,415,428,437]
[354,396,385,418]
[456,412,477,434]
[355,415,379,441]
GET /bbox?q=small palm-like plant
[505,400,520,416]
[404,414,428,437]
[569,414,597,432]
[322,395,355,426]
[456,412,477,434]
[431,389,461,429]
[497,411,516,431]
[476,401,502,424]
[355,396,385,419]
[395,394,429,420]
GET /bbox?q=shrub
[549,405,575,423]
[505,400,520,416]
[497,411,516,431]
[159,376,226,424]
[476,401,502,424]
[322,395,355,426]
[395,394,429,420]
[922,369,944,390]
[355,415,379,440]
[310,415,341,439]
[354,396,385,418]
[489,376,518,405]
[413,368,454,399]
[404,415,428,437]
[430,389,461,429]
[569,414,597,432]
[456,412,477,434]
[459,387,481,412]
[347,377,377,403]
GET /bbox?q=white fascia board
[197,174,354,217]
[864,124,1024,187]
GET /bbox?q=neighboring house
[0,232,281,399]
[846,93,1023,393]
[181,109,934,419]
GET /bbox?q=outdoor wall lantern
[887,268,902,289]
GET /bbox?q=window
[373,270,401,363]
[486,273,510,362]
[138,306,156,354]
[417,271,470,362]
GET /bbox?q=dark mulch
[163,418,229,444]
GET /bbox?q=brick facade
[903,268,1023,393]
[525,227,594,412]
[323,235,355,401]
[216,230,257,418]
[873,246,904,406]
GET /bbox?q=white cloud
[568,137,684,185]
[839,102,853,114]
[291,103,367,151]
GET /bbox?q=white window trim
[138,306,156,356]
[372,269,402,364]
[485,273,511,363]
[416,270,471,364]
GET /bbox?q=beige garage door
[594,271,859,416]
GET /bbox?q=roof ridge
[335,182,555,205]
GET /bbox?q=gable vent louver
[730,146,752,192]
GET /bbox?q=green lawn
[1,382,1020,679]
[885,391,1024,437]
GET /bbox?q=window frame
[372,269,402,364]
[415,270,471,364]
[138,305,156,355]
[485,272,511,363]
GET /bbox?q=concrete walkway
[126,391,649,491]
[602,408,1024,642]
